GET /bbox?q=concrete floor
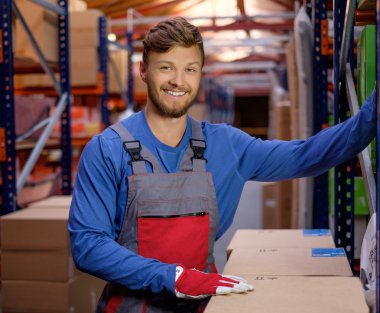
[213,181,262,272]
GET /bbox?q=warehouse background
[0,0,378,312]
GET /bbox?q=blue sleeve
[235,89,376,181]
[68,134,176,293]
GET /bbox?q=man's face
[140,45,202,118]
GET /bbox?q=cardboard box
[71,46,99,86]
[227,229,335,257]
[27,196,72,209]
[15,0,58,62]
[2,250,75,282]
[274,180,292,228]
[109,49,128,93]
[70,9,104,48]
[204,276,368,313]
[2,273,106,313]
[223,247,352,277]
[274,101,291,140]
[262,182,276,228]
[1,208,69,250]
[15,47,99,88]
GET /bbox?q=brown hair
[142,17,204,66]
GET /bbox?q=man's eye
[186,68,197,72]
[160,66,172,70]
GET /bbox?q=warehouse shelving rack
[0,0,72,214]
[312,0,330,229]
[332,0,379,306]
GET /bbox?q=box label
[303,229,331,237]
[312,248,346,257]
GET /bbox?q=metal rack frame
[0,0,72,214]
[334,0,378,272]
[99,16,110,127]
[376,1,380,311]
[332,0,356,270]
[312,0,329,229]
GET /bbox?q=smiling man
[68,17,376,313]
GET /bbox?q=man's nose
[169,70,185,86]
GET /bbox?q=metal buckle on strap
[124,140,143,162]
[190,139,207,160]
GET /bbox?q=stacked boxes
[14,9,104,88]
[70,9,104,87]
[205,229,369,313]
[15,0,58,63]
[1,199,106,313]
[109,49,128,94]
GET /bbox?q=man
[68,17,376,313]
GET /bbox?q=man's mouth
[163,89,187,97]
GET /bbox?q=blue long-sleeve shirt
[68,90,376,294]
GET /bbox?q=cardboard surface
[27,196,72,209]
[204,276,368,313]
[2,273,106,313]
[70,9,104,47]
[2,250,74,281]
[15,0,58,62]
[262,183,276,228]
[227,229,335,256]
[224,247,352,277]
[1,208,69,250]
[109,49,128,93]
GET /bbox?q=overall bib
[96,119,219,313]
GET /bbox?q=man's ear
[140,61,147,83]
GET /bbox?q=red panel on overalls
[97,120,219,313]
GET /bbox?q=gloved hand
[174,266,254,299]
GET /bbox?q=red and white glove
[174,266,254,299]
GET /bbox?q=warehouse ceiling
[84,0,296,19]
[84,0,297,94]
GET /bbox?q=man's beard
[147,83,197,118]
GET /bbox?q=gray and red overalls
[96,118,219,313]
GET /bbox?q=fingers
[223,275,254,292]
[215,275,254,295]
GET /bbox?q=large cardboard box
[15,0,58,62]
[1,208,69,250]
[14,47,98,88]
[109,49,128,93]
[70,9,104,48]
[262,182,276,228]
[2,273,106,313]
[227,229,335,257]
[274,180,292,228]
[224,247,352,277]
[2,250,75,281]
[27,195,72,209]
[204,276,368,313]
[71,46,99,86]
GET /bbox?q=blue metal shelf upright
[332,0,356,270]
[312,0,329,229]
[99,16,110,127]
[376,1,380,311]
[0,0,16,214]
[0,0,72,214]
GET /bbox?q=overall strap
[180,118,207,172]
[110,122,161,174]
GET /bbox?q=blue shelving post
[333,0,355,269]
[376,0,380,311]
[99,16,110,127]
[58,0,72,195]
[0,0,17,214]
[312,0,329,229]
